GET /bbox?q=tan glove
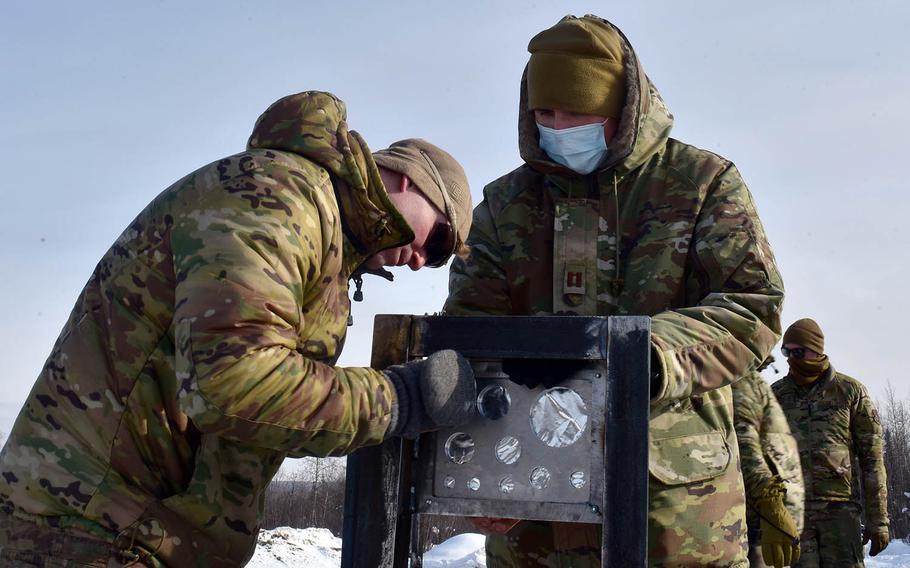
[863,526,890,557]
[755,491,800,568]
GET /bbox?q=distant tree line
[882,384,910,540]
[260,455,474,551]
[261,457,346,535]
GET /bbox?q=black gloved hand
[384,350,477,439]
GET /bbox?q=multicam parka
[444,17,783,567]
[0,92,409,566]
[772,366,889,530]
[732,372,804,531]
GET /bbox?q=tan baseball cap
[373,139,472,259]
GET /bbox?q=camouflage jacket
[0,92,409,566]
[731,372,804,531]
[445,17,783,567]
[772,366,889,529]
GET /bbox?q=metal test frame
[342,315,650,567]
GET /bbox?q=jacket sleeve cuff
[867,513,890,528]
[382,369,407,439]
[650,341,689,402]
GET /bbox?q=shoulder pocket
[649,431,731,485]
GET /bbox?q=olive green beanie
[527,15,626,118]
[783,318,825,355]
[372,139,472,252]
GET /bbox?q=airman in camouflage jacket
[732,371,804,566]
[445,15,784,567]
[772,366,889,542]
[0,92,419,566]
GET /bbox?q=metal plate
[418,360,605,522]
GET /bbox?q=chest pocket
[552,198,599,315]
[774,392,799,414]
[649,431,731,485]
[812,398,849,422]
[814,444,853,483]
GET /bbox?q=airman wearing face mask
[446,13,784,568]
[772,318,890,567]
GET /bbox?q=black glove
[384,350,477,439]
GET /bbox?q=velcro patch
[564,264,585,295]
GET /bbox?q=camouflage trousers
[0,513,154,567]
[792,502,864,568]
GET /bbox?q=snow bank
[867,539,910,568]
[247,527,341,568]
[247,527,487,568]
[423,533,487,568]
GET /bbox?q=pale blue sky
[2,1,909,437]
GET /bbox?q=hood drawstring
[347,275,364,327]
[611,172,624,297]
[346,268,394,326]
[353,275,364,302]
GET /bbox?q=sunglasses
[417,149,458,268]
[780,346,807,360]
[424,220,456,268]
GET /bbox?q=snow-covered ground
[868,540,910,568]
[248,527,910,567]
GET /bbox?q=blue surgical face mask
[537,119,608,175]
